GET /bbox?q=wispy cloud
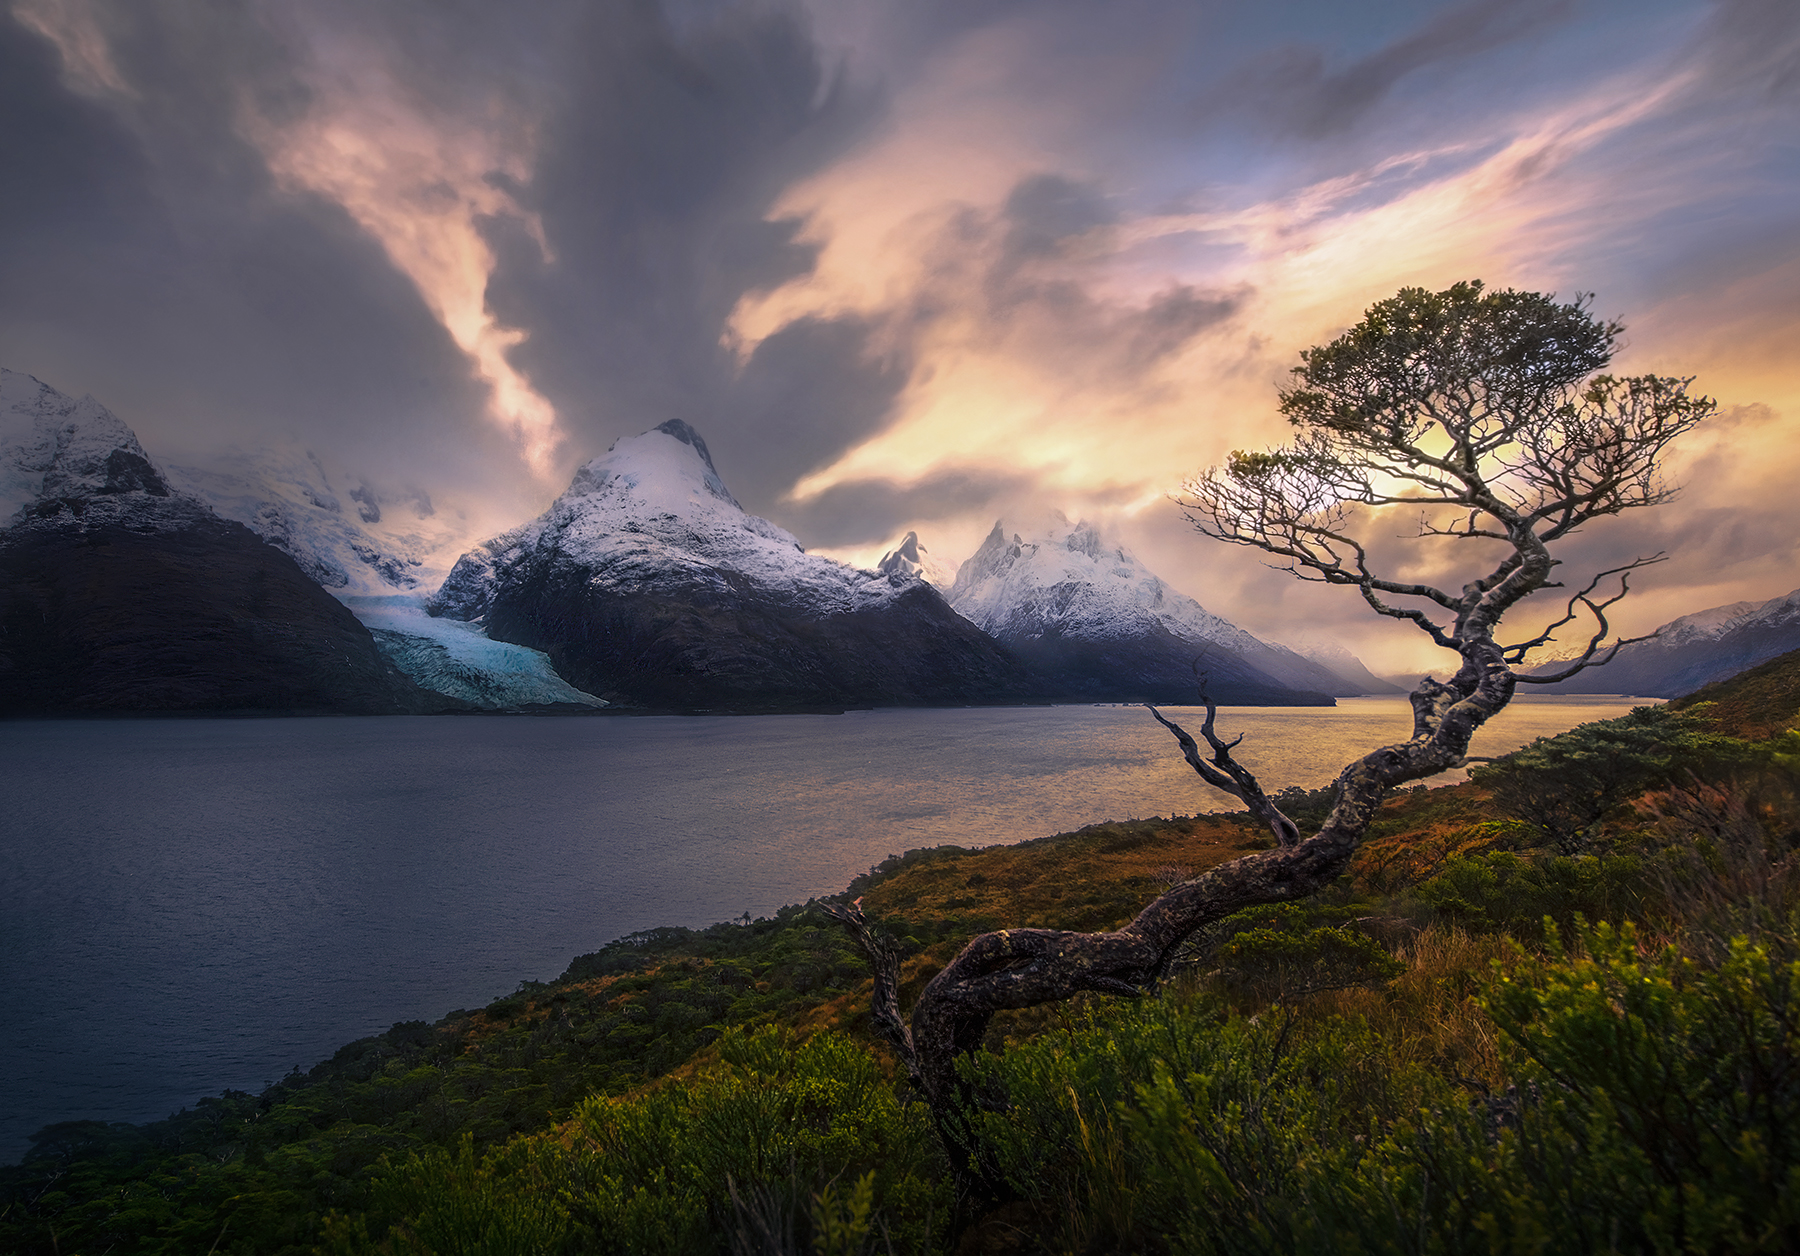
[240,21,563,478]
[9,0,130,96]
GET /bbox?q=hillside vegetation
[6,652,1800,1254]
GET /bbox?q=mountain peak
[877,530,957,587]
[568,420,742,512]
[2,367,176,521]
[652,419,722,476]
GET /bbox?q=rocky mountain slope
[1531,588,1800,697]
[429,420,1037,710]
[0,368,446,714]
[944,516,1355,704]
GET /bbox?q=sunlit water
[0,695,1643,1161]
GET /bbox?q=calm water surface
[0,696,1642,1160]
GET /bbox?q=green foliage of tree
[1195,900,1405,1004]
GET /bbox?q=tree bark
[825,639,1517,1187]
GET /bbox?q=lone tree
[827,280,1713,1186]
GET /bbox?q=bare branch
[1146,701,1301,848]
[817,898,917,1080]
[1501,558,1666,661]
[1515,629,1661,684]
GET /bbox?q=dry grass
[858,814,1265,933]
[1304,925,1518,1086]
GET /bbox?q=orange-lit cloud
[738,13,1800,670]
[9,0,130,96]
[239,27,563,479]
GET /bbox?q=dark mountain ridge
[0,368,452,715]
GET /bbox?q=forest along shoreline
[4,649,1799,1253]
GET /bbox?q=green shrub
[334,1027,947,1255]
[1470,706,1752,853]
[1294,921,1800,1254]
[1413,850,1653,942]
[967,992,1444,1254]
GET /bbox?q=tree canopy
[1183,281,1712,673]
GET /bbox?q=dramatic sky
[4,0,1796,671]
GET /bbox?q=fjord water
[1,697,1640,1161]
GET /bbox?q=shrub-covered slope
[5,660,1799,1254]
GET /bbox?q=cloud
[239,12,564,476]
[1202,0,1577,138]
[783,464,1036,550]
[710,314,908,509]
[1695,0,1800,100]
[9,0,130,95]
[478,0,884,494]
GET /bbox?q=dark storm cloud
[0,0,981,523]
[709,316,908,507]
[483,0,886,495]
[0,7,517,489]
[1694,0,1800,99]
[1201,0,1576,137]
[968,171,1245,366]
[997,173,1116,265]
[779,466,1037,549]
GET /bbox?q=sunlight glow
[242,36,563,479]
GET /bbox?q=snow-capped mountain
[1292,641,1403,695]
[168,446,600,709]
[877,531,958,588]
[430,420,1035,709]
[0,368,175,524]
[168,446,459,596]
[1530,588,1800,696]
[946,515,1357,704]
[0,367,444,714]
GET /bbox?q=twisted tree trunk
[824,641,1516,1187]
[825,284,1707,1188]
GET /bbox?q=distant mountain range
[426,420,1032,710]
[1527,589,1800,697]
[12,364,1676,716]
[930,515,1354,704]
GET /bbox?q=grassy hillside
[1671,645,1800,738]
[4,667,1798,1254]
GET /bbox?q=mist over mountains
[8,365,1786,716]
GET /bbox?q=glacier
[169,445,603,710]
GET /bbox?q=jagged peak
[878,529,958,587]
[569,419,741,510]
[652,419,723,477]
